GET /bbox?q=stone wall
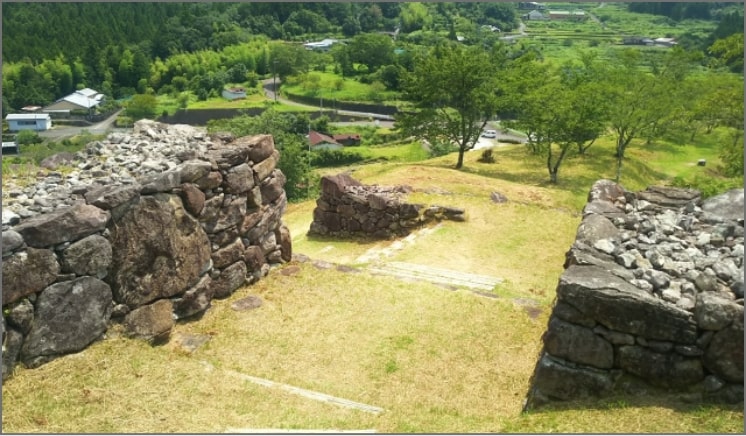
[308,173,465,239]
[2,120,291,379]
[525,180,744,408]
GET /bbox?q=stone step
[368,262,503,291]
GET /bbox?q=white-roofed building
[5,113,52,131]
[43,88,105,113]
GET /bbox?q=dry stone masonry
[2,120,291,379]
[309,173,465,239]
[525,180,744,408]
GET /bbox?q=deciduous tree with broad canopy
[397,43,505,169]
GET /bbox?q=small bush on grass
[478,149,496,163]
[311,148,366,167]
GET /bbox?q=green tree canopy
[397,43,505,169]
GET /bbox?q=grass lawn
[282,71,400,105]
[1,111,743,432]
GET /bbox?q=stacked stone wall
[525,180,744,408]
[308,173,465,239]
[2,120,291,378]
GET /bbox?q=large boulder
[61,234,112,279]
[20,277,112,367]
[2,248,60,305]
[703,317,744,383]
[13,203,110,248]
[701,188,744,222]
[616,345,704,388]
[107,194,211,308]
[320,173,362,199]
[557,265,698,344]
[123,299,174,345]
[543,317,614,369]
[527,354,615,404]
[172,275,214,320]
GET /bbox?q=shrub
[477,148,496,163]
[310,148,366,167]
[671,174,744,198]
[116,116,134,127]
[428,140,458,158]
[15,129,43,146]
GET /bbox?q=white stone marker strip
[368,262,503,291]
[201,362,383,415]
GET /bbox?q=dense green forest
[1,1,742,115]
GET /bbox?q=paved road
[262,79,395,121]
[37,109,126,140]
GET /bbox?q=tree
[347,33,395,73]
[397,44,504,169]
[125,93,157,120]
[601,49,689,182]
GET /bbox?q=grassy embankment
[2,125,742,433]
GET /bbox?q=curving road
[37,109,127,140]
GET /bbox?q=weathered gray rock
[637,185,701,209]
[543,317,614,369]
[616,345,704,388]
[260,170,287,205]
[212,261,248,299]
[84,184,141,210]
[558,265,698,343]
[2,327,24,379]
[243,245,265,272]
[2,230,24,257]
[20,277,112,367]
[528,354,615,404]
[178,160,212,183]
[211,238,246,269]
[123,299,174,345]
[172,275,214,320]
[224,163,255,194]
[13,203,109,248]
[244,134,276,163]
[276,224,292,262]
[2,248,60,305]
[176,183,205,216]
[200,195,247,234]
[40,152,76,170]
[252,149,279,182]
[694,293,743,331]
[5,298,35,334]
[575,214,620,245]
[61,234,112,279]
[140,170,181,194]
[107,194,211,308]
[701,189,744,222]
[703,317,744,383]
[320,173,362,199]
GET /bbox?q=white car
[481,129,497,138]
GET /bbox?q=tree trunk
[456,147,465,169]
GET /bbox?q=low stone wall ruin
[525,180,744,408]
[2,120,291,379]
[308,173,465,239]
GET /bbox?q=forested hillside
[1,2,742,115]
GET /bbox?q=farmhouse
[548,10,588,20]
[222,87,247,100]
[5,113,52,132]
[522,10,549,21]
[332,133,361,146]
[303,38,339,51]
[308,130,343,150]
[653,37,677,47]
[43,88,104,113]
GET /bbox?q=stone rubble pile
[308,173,465,239]
[2,120,291,379]
[525,180,744,408]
